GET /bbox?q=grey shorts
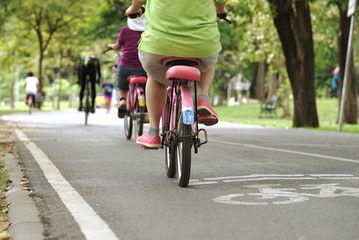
[138,50,220,86]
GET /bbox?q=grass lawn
[213,98,359,134]
[1,98,359,134]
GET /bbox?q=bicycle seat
[166,65,201,81]
[162,57,200,67]
[128,76,147,84]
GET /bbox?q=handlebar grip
[217,13,232,24]
[122,6,145,19]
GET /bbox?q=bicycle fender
[136,87,145,107]
[180,86,194,125]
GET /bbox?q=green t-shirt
[139,0,225,58]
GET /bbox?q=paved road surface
[3,109,359,240]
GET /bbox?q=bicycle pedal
[197,128,208,146]
[141,145,159,150]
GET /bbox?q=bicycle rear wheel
[164,93,176,178]
[134,103,144,138]
[176,114,192,187]
[124,111,133,139]
[174,94,192,187]
[28,96,33,115]
[84,86,90,125]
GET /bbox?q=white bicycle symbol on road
[213,183,359,205]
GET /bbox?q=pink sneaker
[136,132,161,149]
[197,98,218,126]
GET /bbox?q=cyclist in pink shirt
[107,15,147,118]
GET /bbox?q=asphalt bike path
[2,110,359,240]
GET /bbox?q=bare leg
[196,66,218,125]
[197,67,214,97]
[117,89,126,105]
[106,99,111,112]
[146,77,167,131]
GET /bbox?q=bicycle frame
[28,95,33,105]
[28,95,34,115]
[162,65,207,150]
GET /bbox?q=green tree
[9,0,100,92]
[267,0,319,127]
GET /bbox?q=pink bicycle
[161,58,208,187]
[124,75,148,139]
[160,14,230,187]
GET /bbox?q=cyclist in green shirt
[127,0,227,148]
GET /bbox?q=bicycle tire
[28,103,32,115]
[28,96,33,115]
[174,94,192,187]
[136,114,144,137]
[134,102,144,138]
[176,119,192,187]
[164,94,176,178]
[84,86,90,125]
[124,111,133,139]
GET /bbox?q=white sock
[148,127,159,137]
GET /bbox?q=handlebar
[121,6,145,20]
[217,13,231,24]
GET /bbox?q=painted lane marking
[213,183,359,205]
[15,129,119,240]
[191,174,359,186]
[204,174,307,181]
[211,139,359,164]
[223,177,316,183]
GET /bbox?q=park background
[0,0,359,133]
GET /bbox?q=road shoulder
[1,119,44,240]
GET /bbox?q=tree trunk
[338,4,358,124]
[67,49,74,108]
[266,71,278,102]
[57,49,64,110]
[277,70,292,118]
[249,62,258,99]
[217,87,226,106]
[267,0,319,127]
[255,61,267,101]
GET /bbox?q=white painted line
[319,177,359,180]
[309,174,354,177]
[211,139,359,164]
[224,177,316,183]
[204,174,305,181]
[15,129,119,240]
[190,181,218,185]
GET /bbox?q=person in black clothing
[78,55,101,112]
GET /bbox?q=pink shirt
[117,26,143,68]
